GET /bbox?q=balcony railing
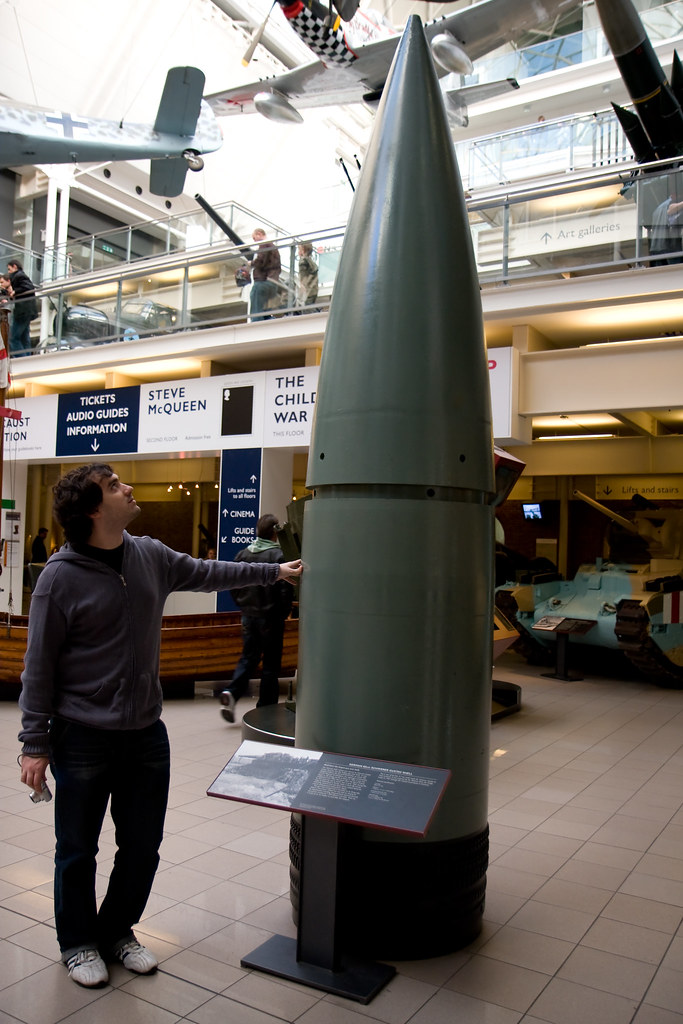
[470,0,683,85]
[41,201,289,284]
[14,158,682,358]
[455,110,633,192]
[0,238,44,285]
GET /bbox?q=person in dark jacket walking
[17,464,302,988]
[7,259,37,355]
[220,513,293,722]
[30,526,49,563]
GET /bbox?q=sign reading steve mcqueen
[208,740,450,836]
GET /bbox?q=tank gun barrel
[573,490,639,533]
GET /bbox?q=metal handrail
[41,200,291,284]
[23,156,683,353]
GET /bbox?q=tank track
[494,590,553,666]
[615,599,683,689]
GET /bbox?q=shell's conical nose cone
[308,15,493,493]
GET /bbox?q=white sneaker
[114,938,158,974]
[66,948,109,987]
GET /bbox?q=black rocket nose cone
[308,15,493,494]
[593,0,647,57]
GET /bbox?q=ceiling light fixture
[536,433,616,441]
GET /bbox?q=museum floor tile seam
[0,652,681,1024]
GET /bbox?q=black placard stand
[532,616,596,681]
[241,815,395,1003]
[208,741,449,1003]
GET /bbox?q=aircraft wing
[422,0,579,63]
[207,58,378,116]
[207,0,579,116]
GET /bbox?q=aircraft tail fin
[154,67,205,136]
[150,157,189,197]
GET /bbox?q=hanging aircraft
[0,67,222,197]
[206,0,581,128]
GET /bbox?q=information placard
[532,615,566,631]
[207,740,450,837]
[533,616,596,635]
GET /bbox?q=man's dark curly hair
[53,463,113,545]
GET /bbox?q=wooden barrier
[0,615,28,689]
[0,612,299,696]
[158,613,299,683]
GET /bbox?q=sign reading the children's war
[263,366,318,447]
[56,387,140,457]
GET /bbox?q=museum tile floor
[0,651,682,1024]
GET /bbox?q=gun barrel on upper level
[573,489,639,533]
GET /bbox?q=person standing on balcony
[7,259,38,355]
[249,228,281,319]
[649,192,683,264]
[295,242,319,311]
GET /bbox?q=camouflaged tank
[496,491,683,688]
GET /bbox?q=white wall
[1,462,27,616]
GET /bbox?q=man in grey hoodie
[17,464,302,988]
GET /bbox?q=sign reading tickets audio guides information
[56,387,140,457]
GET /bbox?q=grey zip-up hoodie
[19,533,280,755]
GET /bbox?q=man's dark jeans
[250,279,278,319]
[228,613,286,707]
[9,311,32,355]
[49,717,170,959]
